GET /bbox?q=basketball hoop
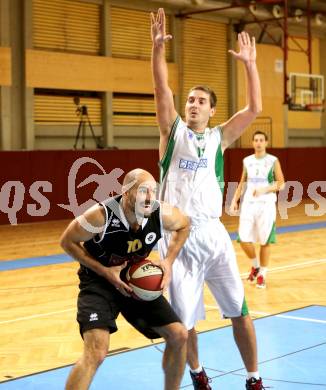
[289,73,324,112]
[305,103,324,112]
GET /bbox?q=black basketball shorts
[77,279,181,339]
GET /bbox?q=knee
[231,315,253,330]
[84,348,107,368]
[83,341,108,369]
[166,324,188,347]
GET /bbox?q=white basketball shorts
[238,201,276,245]
[159,219,247,330]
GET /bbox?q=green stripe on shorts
[241,298,249,316]
[223,298,249,318]
[266,222,276,244]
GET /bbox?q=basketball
[126,259,163,301]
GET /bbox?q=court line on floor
[0,308,74,325]
[204,307,326,324]
[1,258,325,326]
[250,310,326,324]
[198,340,326,389]
[1,221,325,271]
[266,314,326,324]
[240,258,326,279]
[2,306,325,386]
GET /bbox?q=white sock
[251,258,259,269]
[247,371,260,380]
[190,365,203,374]
[259,267,267,277]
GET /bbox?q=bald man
[60,169,190,390]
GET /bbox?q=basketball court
[1,305,325,390]
[0,0,326,389]
[1,204,326,388]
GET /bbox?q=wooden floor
[0,201,325,381]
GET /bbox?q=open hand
[228,31,256,63]
[150,8,172,47]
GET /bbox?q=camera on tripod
[74,97,89,117]
[73,96,103,149]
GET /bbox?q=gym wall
[0,147,325,224]
[0,0,325,150]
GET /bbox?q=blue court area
[2,305,325,389]
[1,221,326,271]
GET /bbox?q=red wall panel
[0,150,159,225]
[0,148,325,225]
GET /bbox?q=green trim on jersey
[266,222,276,244]
[195,133,205,158]
[160,116,180,182]
[267,164,275,184]
[215,140,224,194]
[241,298,249,316]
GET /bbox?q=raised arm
[151,8,178,159]
[221,32,262,151]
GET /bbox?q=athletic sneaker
[247,267,260,282]
[246,377,266,389]
[256,274,266,288]
[190,368,212,390]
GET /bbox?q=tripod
[73,105,102,149]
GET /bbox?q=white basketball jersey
[242,153,277,203]
[159,116,224,223]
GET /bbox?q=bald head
[122,169,155,191]
[121,169,158,220]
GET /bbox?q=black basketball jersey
[83,195,162,268]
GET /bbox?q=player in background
[61,169,190,390]
[151,8,265,390]
[230,131,285,288]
